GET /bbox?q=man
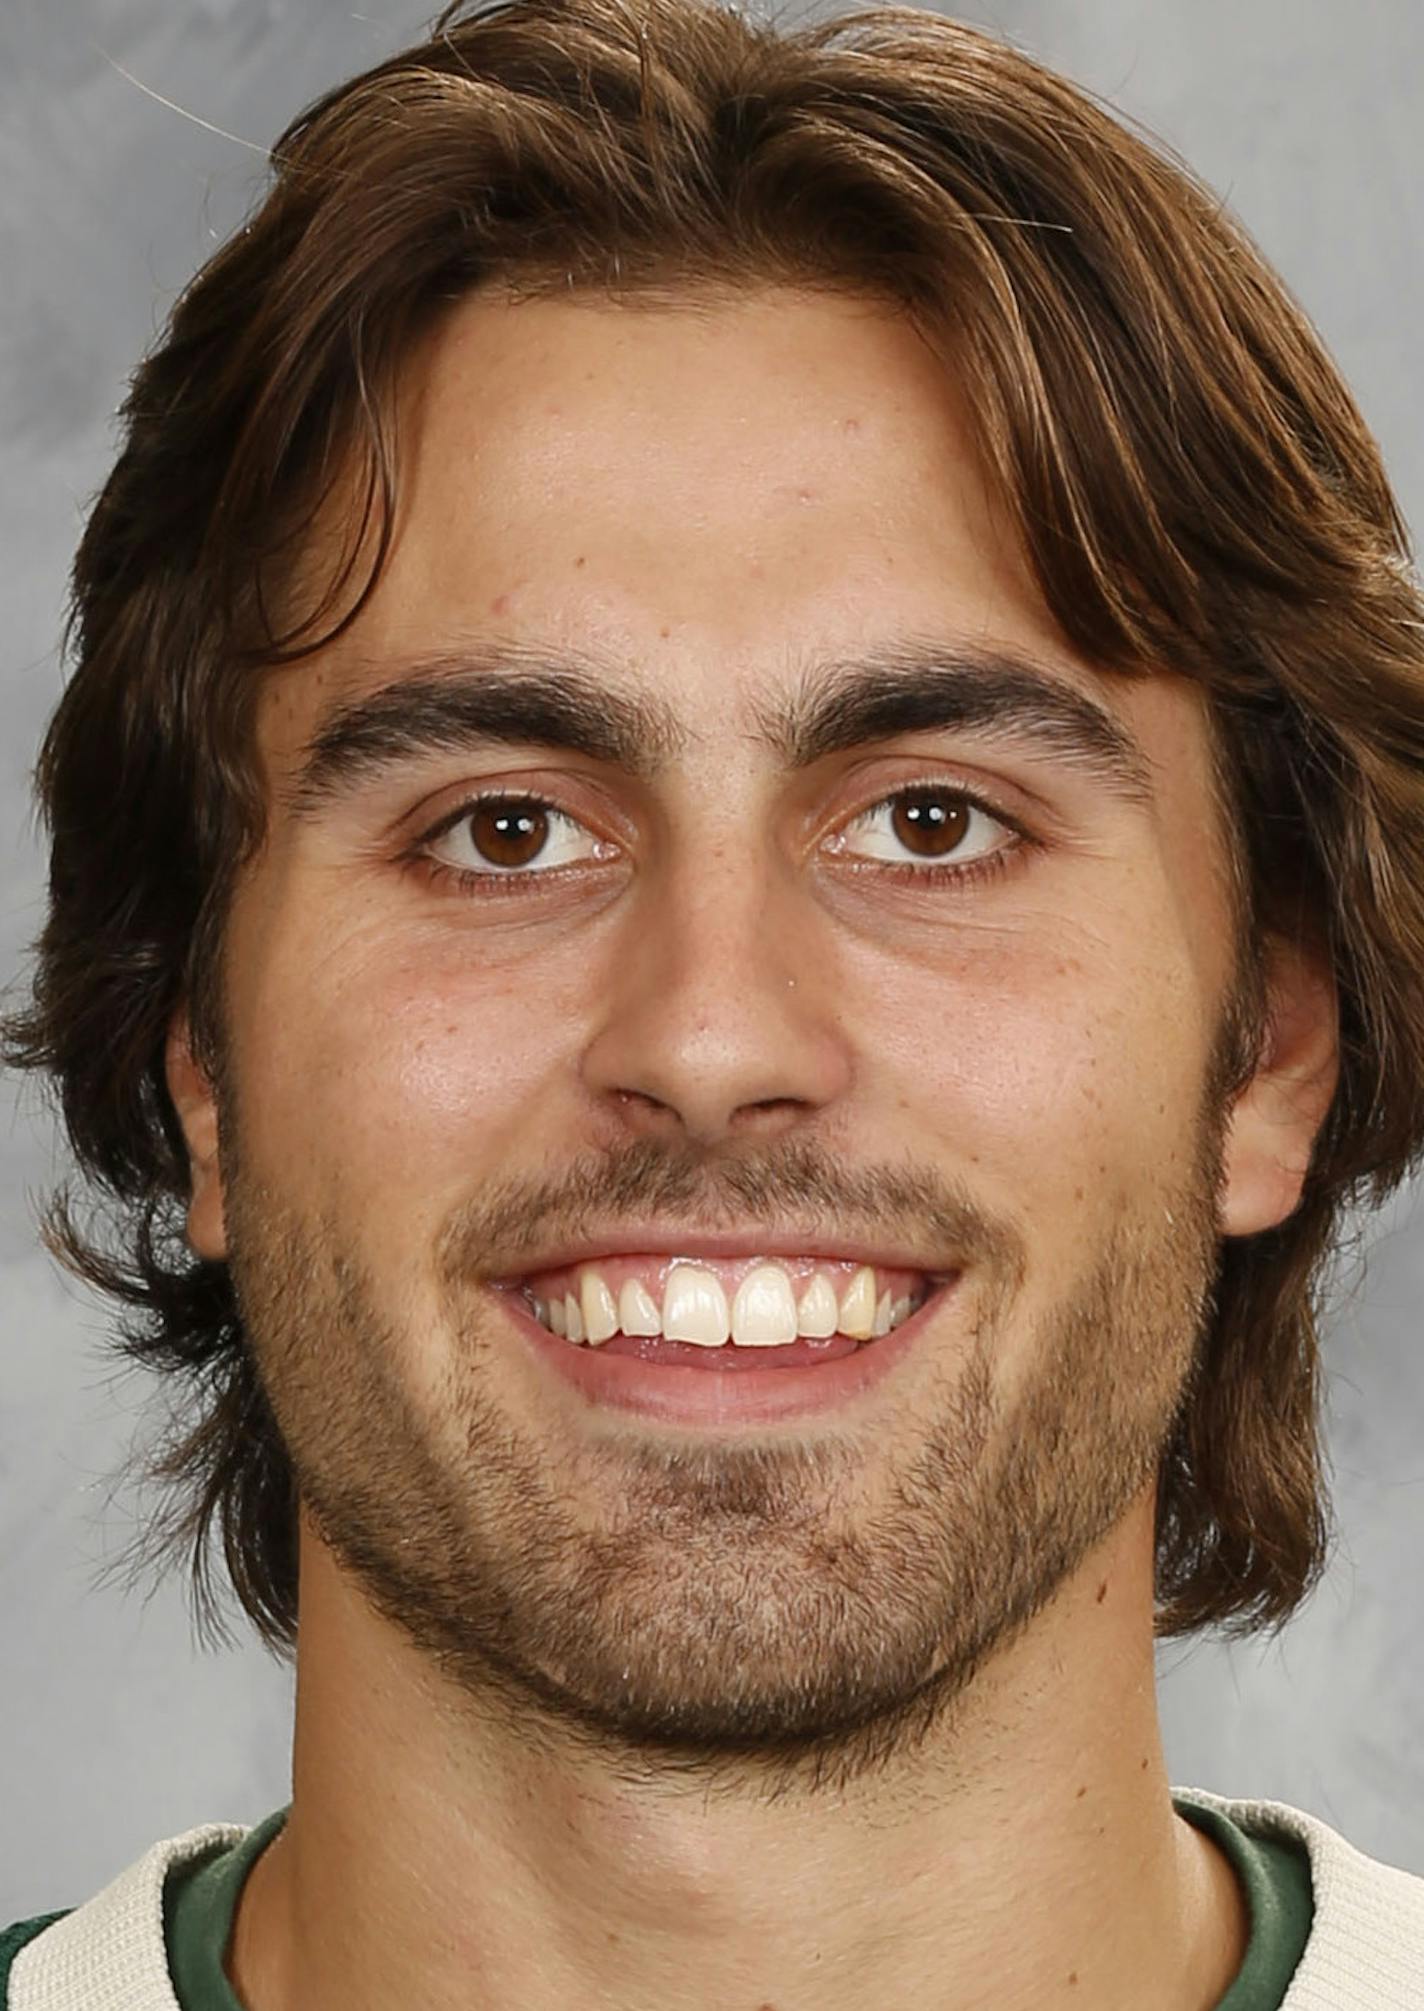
[5,0,1424,2003]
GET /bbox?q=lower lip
[504,1278,959,1427]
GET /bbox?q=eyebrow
[285,637,1154,819]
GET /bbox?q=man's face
[180,287,1258,1775]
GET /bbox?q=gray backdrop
[3,0,1420,1921]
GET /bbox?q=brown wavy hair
[6,0,1424,1661]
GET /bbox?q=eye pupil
[470,801,549,868]
[891,792,969,856]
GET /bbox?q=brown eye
[425,796,605,879]
[889,791,970,857]
[834,786,1014,873]
[468,799,550,868]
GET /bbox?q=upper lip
[487,1227,961,1282]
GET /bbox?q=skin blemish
[1096,1581,1108,1603]
[575,554,586,567]
[1075,1785,1087,1800]
[489,592,510,616]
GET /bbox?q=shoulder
[1,1823,247,2010]
[1,1915,72,2001]
[1176,1786,1424,2009]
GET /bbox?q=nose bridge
[580,836,851,1138]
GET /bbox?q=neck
[229,1500,1246,2011]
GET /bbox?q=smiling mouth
[499,1253,943,1352]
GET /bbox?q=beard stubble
[221,1108,1226,1797]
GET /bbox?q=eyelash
[406,783,1032,899]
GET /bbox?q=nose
[579,850,854,1147]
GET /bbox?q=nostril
[611,1087,677,1122]
[732,1096,812,1125]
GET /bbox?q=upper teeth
[529,1261,920,1348]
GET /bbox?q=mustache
[434,1136,1024,1283]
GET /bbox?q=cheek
[386,952,573,1119]
[230,919,587,1222]
[847,914,1214,1218]
[228,853,1219,1268]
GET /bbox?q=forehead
[260,285,1200,774]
